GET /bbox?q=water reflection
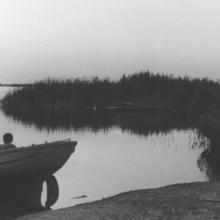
[3,108,197,137]
[198,130,220,180]
[0,175,59,219]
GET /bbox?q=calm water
[0,87,209,213]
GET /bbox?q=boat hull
[0,140,77,177]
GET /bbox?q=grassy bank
[2,71,220,121]
[16,181,220,220]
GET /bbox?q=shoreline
[18,180,220,220]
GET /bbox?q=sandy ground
[12,181,220,220]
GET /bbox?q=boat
[0,139,77,177]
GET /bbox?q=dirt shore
[14,181,220,220]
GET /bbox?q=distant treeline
[2,71,220,117]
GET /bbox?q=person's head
[3,133,13,144]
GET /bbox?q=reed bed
[2,71,220,118]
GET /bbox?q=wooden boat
[0,139,77,177]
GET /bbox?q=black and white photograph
[0,0,220,219]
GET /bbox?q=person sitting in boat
[1,133,16,150]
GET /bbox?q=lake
[0,87,210,213]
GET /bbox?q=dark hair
[3,133,13,144]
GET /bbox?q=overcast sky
[0,0,220,83]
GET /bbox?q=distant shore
[17,181,220,220]
[0,84,29,87]
[3,72,220,121]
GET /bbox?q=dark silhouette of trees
[2,71,220,118]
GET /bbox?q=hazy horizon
[1,0,220,83]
